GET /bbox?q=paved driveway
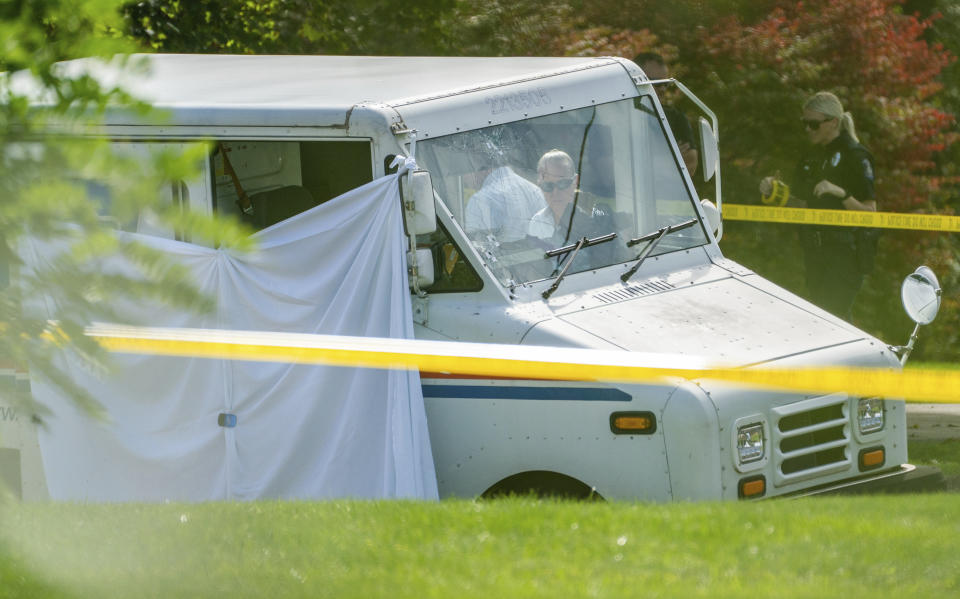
[907,403,960,440]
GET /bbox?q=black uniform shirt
[794,130,876,210]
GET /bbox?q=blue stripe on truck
[421,384,631,402]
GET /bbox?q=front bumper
[788,464,946,497]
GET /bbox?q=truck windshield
[418,95,708,287]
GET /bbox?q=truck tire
[482,470,603,500]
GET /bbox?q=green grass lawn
[903,361,960,371]
[2,493,959,599]
[3,362,956,598]
[910,439,960,477]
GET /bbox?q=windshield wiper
[620,219,697,283]
[542,232,617,299]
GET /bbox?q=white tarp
[25,173,439,501]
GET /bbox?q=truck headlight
[858,397,884,433]
[736,423,765,464]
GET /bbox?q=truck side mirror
[698,117,718,183]
[894,265,941,365]
[408,248,435,289]
[902,265,941,325]
[700,199,721,236]
[402,169,437,235]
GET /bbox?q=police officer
[760,91,877,321]
[634,52,698,175]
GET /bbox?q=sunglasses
[539,177,575,193]
[802,117,831,130]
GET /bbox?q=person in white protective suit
[463,137,546,243]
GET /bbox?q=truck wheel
[482,470,603,500]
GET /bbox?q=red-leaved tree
[549,0,958,358]
[686,0,957,357]
[693,0,955,212]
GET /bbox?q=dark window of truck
[212,140,373,230]
[416,221,483,293]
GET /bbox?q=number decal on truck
[485,88,552,115]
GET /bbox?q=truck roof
[27,54,631,128]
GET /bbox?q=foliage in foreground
[1,494,958,598]
[1,1,249,415]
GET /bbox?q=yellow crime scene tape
[724,203,960,232]
[87,324,960,404]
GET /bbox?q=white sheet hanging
[26,173,439,501]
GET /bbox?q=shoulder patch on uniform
[830,152,841,167]
[862,158,874,181]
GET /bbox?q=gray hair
[803,91,859,142]
[537,149,575,175]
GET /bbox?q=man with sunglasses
[527,149,620,263]
[759,91,877,322]
[528,149,580,241]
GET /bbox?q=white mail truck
[0,54,942,501]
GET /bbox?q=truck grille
[771,395,851,486]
